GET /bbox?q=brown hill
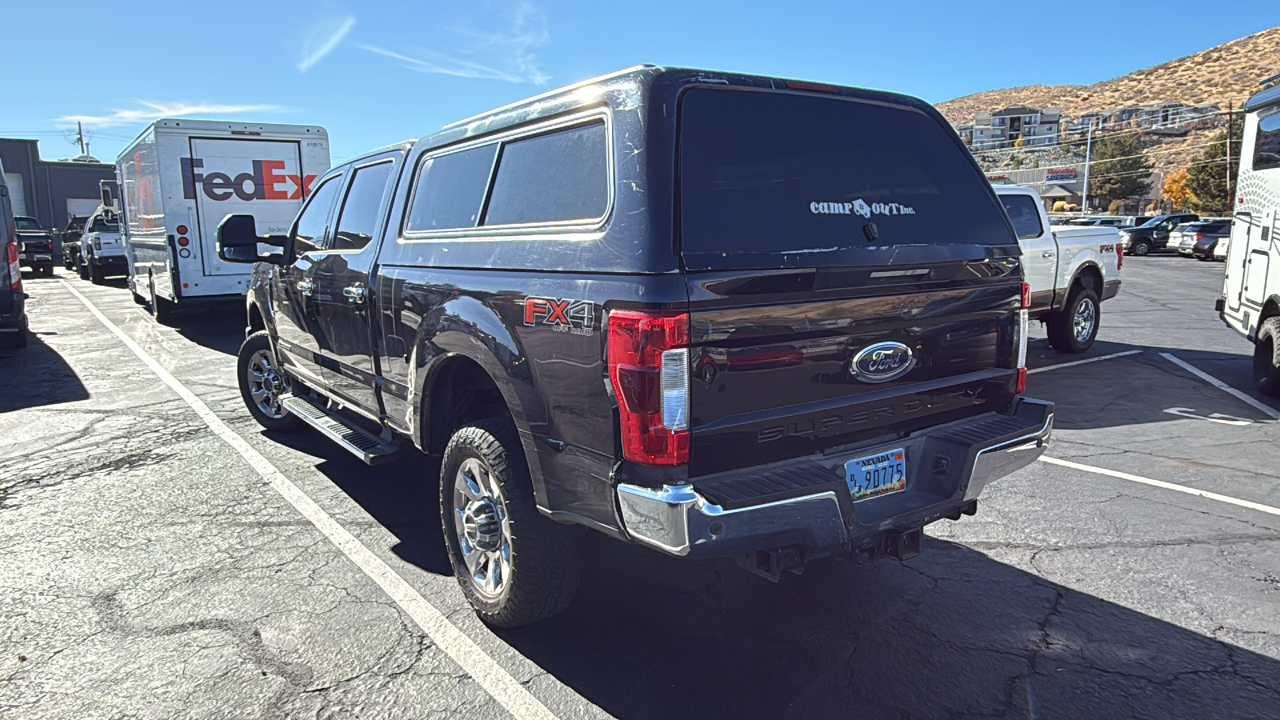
[938,25,1280,125]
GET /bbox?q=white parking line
[1026,349,1143,375]
[59,281,558,720]
[1041,456,1280,519]
[1159,352,1280,421]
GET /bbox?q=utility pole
[75,121,86,155]
[1225,100,1233,213]
[1081,123,1094,213]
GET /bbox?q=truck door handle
[296,279,315,296]
[1041,251,1055,258]
[342,284,367,303]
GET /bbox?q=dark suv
[1119,213,1200,255]
[218,66,1053,627]
[1,174,27,348]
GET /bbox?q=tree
[1162,168,1193,210]
[1187,112,1244,215]
[1089,133,1153,207]
[1107,199,1124,214]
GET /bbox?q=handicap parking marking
[1026,349,1144,375]
[1159,352,1280,421]
[1161,407,1255,426]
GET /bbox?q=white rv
[114,119,330,323]
[1220,74,1280,395]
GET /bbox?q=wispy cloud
[57,101,284,129]
[361,0,549,85]
[298,13,357,72]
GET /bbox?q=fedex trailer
[114,119,330,323]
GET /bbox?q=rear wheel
[89,260,105,285]
[78,255,90,281]
[441,418,582,628]
[1253,318,1280,397]
[237,330,302,431]
[1046,285,1100,354]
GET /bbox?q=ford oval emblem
[850,342,916,383]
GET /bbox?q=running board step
[280,395,400,466]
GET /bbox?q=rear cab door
[675,85,1025,489]
[310,149,406,416]
[997,189,1058,312]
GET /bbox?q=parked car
[14,216,55,277]
[995,186,1122,352]
[1118,213,1200,255]
[0,164,27,348]
[1171,219,1231,257]
[217,66,1054,628]
[61,214,90,270]
[77,207,126,284]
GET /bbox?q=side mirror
[101,186,115,209]
[217,214,288,265]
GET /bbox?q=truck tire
[440,418,582,628]
[237,331,302,431]
[1131,239,1151,256]
[1253,318,1280,397]
[78,255,91,281]
[1046,285,1100,354]
[89,260,105,285]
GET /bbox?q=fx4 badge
[523,297,595,336]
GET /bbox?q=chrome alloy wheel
[246,349,289,419]
[452,457,512,599]
[1073,297,1097,344]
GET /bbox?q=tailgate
[677,86,1023,476]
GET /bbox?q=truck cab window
[997,194,1044,239]
[291,176,342,255]
[333,161,395,251]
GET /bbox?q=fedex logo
[181,158,316,202]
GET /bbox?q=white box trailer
[115,119,329,321]
[1219,75,1280,394]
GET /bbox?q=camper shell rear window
[677,87,1016,269]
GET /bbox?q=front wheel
[1132,240,1151,256]
[1254,318,1280,397]
[1046,286,1100,353]
[237,330,302,431]
[441,418,582,628]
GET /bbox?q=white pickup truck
[78,206,126,285]
[995,185,1123,353]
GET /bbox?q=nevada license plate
[845,448,907,502]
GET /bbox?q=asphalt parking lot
[2,256,1279,720]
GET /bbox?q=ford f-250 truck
[995,185,1122,353]
[77,206,126,284]
[218,66,1054,627]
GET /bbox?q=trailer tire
[441,418,582,628]
[1253,318,1280,397]
[1046,285,1100,354]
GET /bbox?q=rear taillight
[94,238,102,251]
[1196,234,1205,241]
[607,310,690,466]
[6,242,20,291]
[1116,246,1122,271]
[1016,283,1029,394]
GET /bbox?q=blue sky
[4,1,1276,165]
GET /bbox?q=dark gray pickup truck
[218,65,1054,627]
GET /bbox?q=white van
[114,119,330,323]
[1219,74,1280,395]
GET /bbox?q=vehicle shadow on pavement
[173,310,247,356]
[261,428,454,575]
[0,332,89,412]
[502,537,1280,720]
[1024,339,1280,430]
